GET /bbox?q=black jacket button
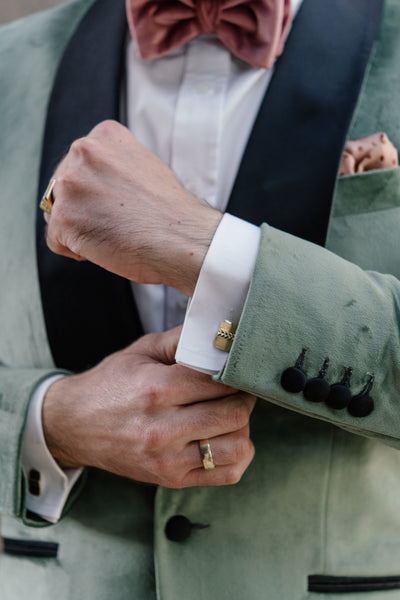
[304,377,330,402]
[326,367,353,409]
[326,384,352,409]
[304,358,330,402]
[348,393,374,417]
[281,348,308,393]
[281,367,307,393]
[165,515,193,542]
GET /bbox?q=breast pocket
[326,168,400,278]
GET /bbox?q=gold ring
[40,178,56,214]
[199,438,215,471]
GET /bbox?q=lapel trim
[227,0,384,247]
[36,0,142,371]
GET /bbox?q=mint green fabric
[2,1,400,599]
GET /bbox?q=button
[325,383,352,409]
[281,367,307,393]
[281,348,308,393]
[347,393,374,417]
[28,469,41,496]
[325,367,353,410]
[165,515,193,542]
[303,357,330,402]
[303,377,330,403]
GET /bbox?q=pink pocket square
[339,132,398,175]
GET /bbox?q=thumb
[129,326,183,365]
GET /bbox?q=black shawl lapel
[226,0,384,246]
[37,0,383,371]
[36,0,143,372]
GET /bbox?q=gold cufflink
[214,320,237,352]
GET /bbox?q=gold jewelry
[40,179,56,214]
[199,438,215,471]
[214,320,237,352]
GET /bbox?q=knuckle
[94,119,117,135]
[232,436,253,462]
[148,453,169,476]
[141,424,165,452]
[142,381,164,410]
[224,465,243,486]
[230,399,251,430]
[69,136,96,159]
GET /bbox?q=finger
[175,393,256,441]
[180,447,255,488]
[129,330,238,404]
[183,425,252,469]
[88,119,131,141]
[45,224,85,262]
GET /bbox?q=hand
[44,120,222,297]
[43,327,256,488]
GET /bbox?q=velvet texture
[126,0,292,68]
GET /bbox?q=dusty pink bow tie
[126,0,292,69]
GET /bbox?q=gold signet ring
[199,439,215,471]
[40,179,56,214]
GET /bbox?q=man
[1,0,400,598]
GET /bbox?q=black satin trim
[36,0,143,372]
[309,574,400,593]
[226,0,384,246]
[36,0,384,371]
[3,537,58,559]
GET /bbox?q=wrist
[42,376,84,470]
[168,202,222,297]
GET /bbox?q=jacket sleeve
[0,366,83,527]
[215,223,400,447]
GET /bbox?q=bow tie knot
[126,0,292,69]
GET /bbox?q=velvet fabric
[126,0,292,68]
[4,1,400,599]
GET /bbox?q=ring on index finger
[40,179,56,214]
[199,438,215,471]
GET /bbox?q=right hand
[44,120,222,297]
[43,327,256,488]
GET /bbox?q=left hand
[44,120,222,296]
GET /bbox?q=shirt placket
[164,39,231,330]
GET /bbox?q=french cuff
[22,375,83,523]
[176,213,261,374]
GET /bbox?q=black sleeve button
[281,348,307,393]
[326,367,353,410]
[348,393,374,417]
[326,384,352,409]
[281,367,307,393]
[348,374,375,417]
[165,515,193,542]
[303,358,330,403]
[304,377,330,402]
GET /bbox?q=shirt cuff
[22,375,83,523]
[176,213,261,374]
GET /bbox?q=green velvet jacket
[1,1,400,598]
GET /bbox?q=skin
[43,120,256,487]
[45,120,222,297]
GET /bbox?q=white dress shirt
[22,0,303,522]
